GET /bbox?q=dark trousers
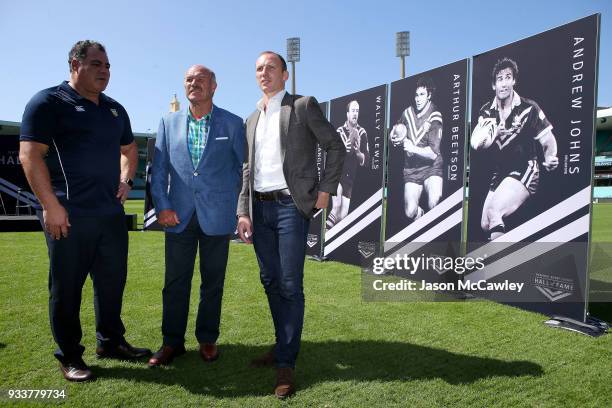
[162,214,229,347]
[252,196,309,369]
[40,213,128,363]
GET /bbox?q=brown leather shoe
[147,345,186,367]
[250,348,275,368]
[59,358,93,382]
[199,343,219,362]
[274,367,295,399]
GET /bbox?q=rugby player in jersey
[389,77,444,222]
[470,57,558,240]
[326,100,369,229]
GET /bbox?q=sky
[0,0,610,133]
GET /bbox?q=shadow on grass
[93,341,542,397]
[589,302,612,323]
[0,343,5,350]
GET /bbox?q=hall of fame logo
[307,234,319,248]
[358,241,377,259]
[534,273,575,302]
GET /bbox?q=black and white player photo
[389,77,443,222]
[385,60,468,253]
[470,57,558,241]
[326,100,370,229]
[324,84,385,266]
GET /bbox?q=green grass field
[0,201,611,407]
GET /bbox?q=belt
[254,188,291,201]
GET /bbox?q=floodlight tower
[286,37,300,94]
[396,31,410,79]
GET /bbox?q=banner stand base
[307,255,327,262]
[544,315,608,337]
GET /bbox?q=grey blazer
[237,93,346,219]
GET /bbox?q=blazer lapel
[279,93,292,162]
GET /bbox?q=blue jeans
[252,196,309,368]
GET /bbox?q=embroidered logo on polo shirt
[110,108,118,117]
[75,106,85,112]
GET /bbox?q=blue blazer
[151,105,245,235]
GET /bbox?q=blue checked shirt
[187,109,212,168]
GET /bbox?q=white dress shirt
[254,90,289,192]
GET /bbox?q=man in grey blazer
[237,51,345,398]
[149,65,245,367]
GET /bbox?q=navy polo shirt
[20,81,134,217]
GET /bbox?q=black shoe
[60,358,94,382]
[96,342,152,360]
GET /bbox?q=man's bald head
[184,64,217,106]
[185,65,216,83]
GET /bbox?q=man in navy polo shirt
[19,40,151,382]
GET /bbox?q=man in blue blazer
[149,65,245,367]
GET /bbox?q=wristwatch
[122,178,134,188]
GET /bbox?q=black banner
[324,85,386,266]
[383,59,469,284]
[0,133,38,215]
[465,15,600,320]
[306,101,328,258]
[143,137,162,231]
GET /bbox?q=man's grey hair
[68,40,106,72]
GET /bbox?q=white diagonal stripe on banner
[386,207,463,257]
[325,189,382,241]
[385,188,463,251]
[324,204,382,256]
[466,214,589,282]
[144,214,158,228]
[144,208,156,221]
[466,186,591,259]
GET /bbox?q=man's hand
[314,191,330,210]
[494,123,512,141]
[43,203,71,240]
[542,156,559,172]
[158,209,180,228]
[116,181,131,204]
[390,124,407,147]
[237,215,253,244]
[403,138,416,156]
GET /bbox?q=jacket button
[194,171,199,176]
